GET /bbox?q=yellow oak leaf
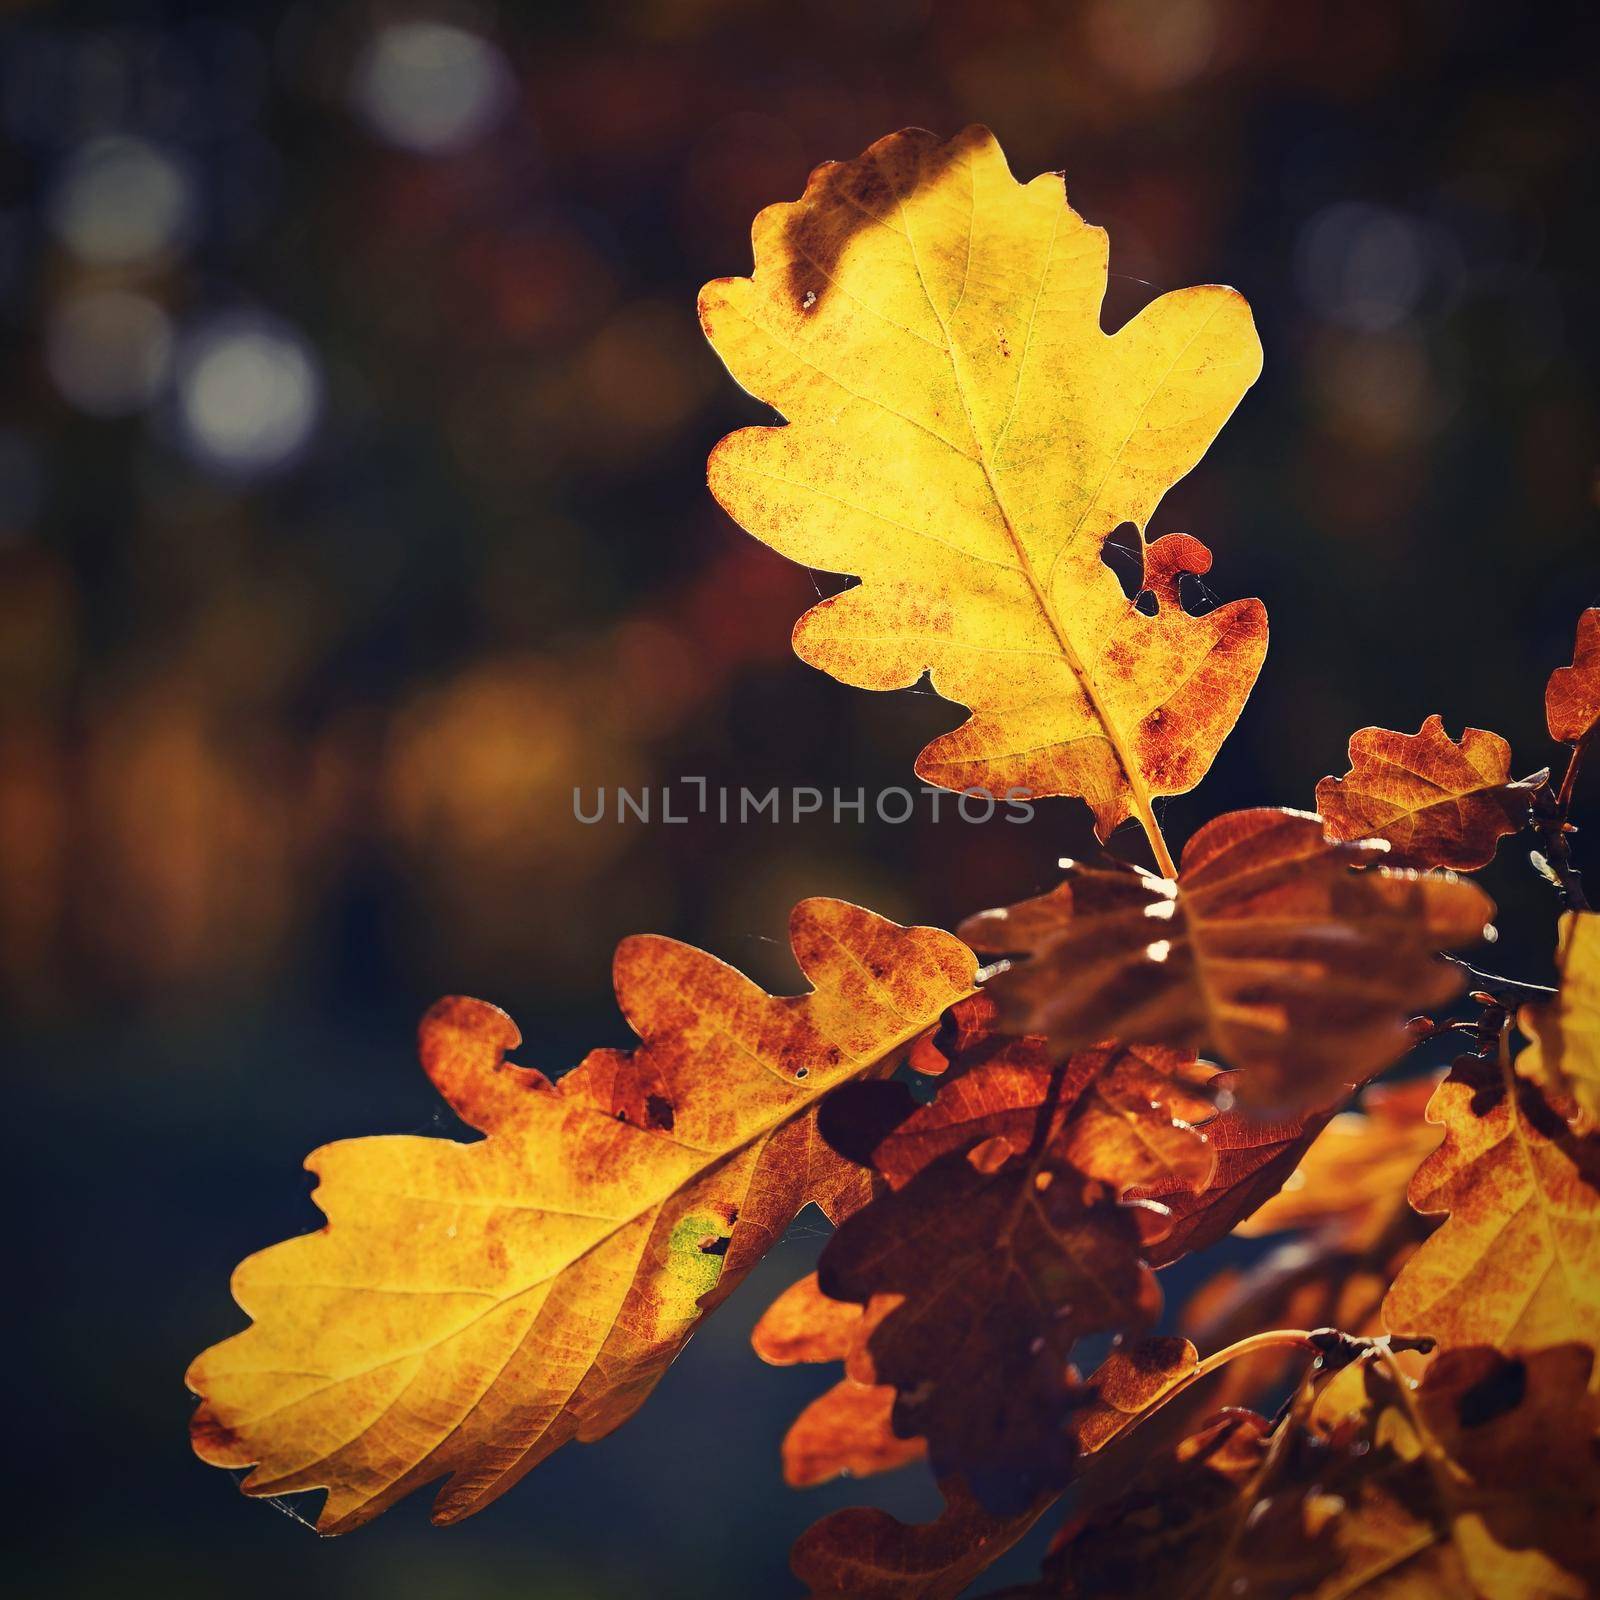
[1315,715,1536,870]
[700,124,1267,844]
[1384,1053,1600,1359]
[187,899,974,1532]
[1519,911,1600,1127]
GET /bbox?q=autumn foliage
[188,127,1600,1597]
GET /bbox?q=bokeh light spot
[46,290,173,418]
[48,136,194,266]
[1295,203,1432,331]
[353,21,513,155]
[175,314,322,478]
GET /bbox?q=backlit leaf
[751,1273,923,1488]
[187,900,974,1531]
[828,1026,1220,1203]
[1383,1053,1600,1358]
[1547,608,1600,746]
[700,124,1267,840]
[1135,1096,1332,1266]
[1518,911,1600,1126]
[1315,715,1536,870]
[962,807,1494,1112]
[1239,1073,1443,1249]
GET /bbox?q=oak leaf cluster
[187,126,1600,1599]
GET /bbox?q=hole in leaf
[1100,523,1143,600]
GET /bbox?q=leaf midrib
[875,145,1190,842]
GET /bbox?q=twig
[1530,749,1590,911]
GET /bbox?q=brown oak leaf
[791,1338,1200,1599]
[961,806,1494,1112]
[817,1146,1162,1510]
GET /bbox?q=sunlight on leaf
[1518,911,1600,1127]
[1384,1053,1600,1360]
[187,900,974,1531]
[1315,715,1536,870]
[701,124,1266,842]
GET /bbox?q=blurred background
[6,1,1595,1595]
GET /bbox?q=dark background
[6,1,1596,1595]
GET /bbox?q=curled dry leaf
[1547,607,1600,746]
[700,123,1267,841]
[1518,910,1600,1127]
[961,806,1495,1113]
[1315,715,1537,870]
[751,1272,923,1489]
[186,899,974,1532]
[1384,1053,1600,1359]
[792,1338,1199,1600]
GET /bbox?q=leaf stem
[1111,1329,1319,1436]
[1135,799,1179,880]
[1531,740,1590,910]
[1192,1327,1320,1381]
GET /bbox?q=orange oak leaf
[186,899,974,1532]
[1134,1096,1331,1267]
[1178,1078,1440,1409]
[824,1029,1220,1204]
[791,1338,1200,1599]
[1519,910,1600,1127]
[1547,608,1600,746]
[960,807,1495,1112]
[817,1143,1163,1509]
[1315,715,1537,870]
[1238,1073,1443,1250]
[751,1272,923,1488]
[699,124,1267,843]
[1383,1053,1600,1358]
